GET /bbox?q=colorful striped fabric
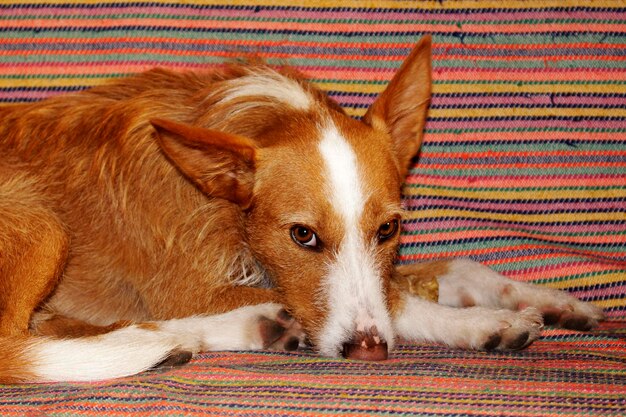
[1,1,625,416]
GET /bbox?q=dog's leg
[393,292,543,351]
[33,302,303,353]
[437,258,604,330]
[154,303,305,353]
[0,178,69,336]
[395,258,604,332]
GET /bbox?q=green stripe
[400,238,625,256]
[6,14,626,25]
[4,30,624,44]
[0,30,427,43]
[7,53,625,70]
[0,73,130,80]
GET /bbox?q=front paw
[538,302,604,331]
[256,307,305,351]
[453,307,543,351]
[484,308,544,351]
[503,284,605,331]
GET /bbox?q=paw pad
[258,309,304,351]
[507,331,530,350]
[540,306,599,331]
[483,333,502,351]
[560,312,594,331]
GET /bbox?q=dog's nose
[341,326,388,361]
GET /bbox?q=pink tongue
[342,341,388,361]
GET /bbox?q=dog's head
[151,36,431,359]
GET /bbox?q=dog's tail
[0,325,189,384]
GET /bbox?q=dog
[0,36,604,383]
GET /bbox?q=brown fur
[1,67,280,327]
[0,36,434,378]
[0,174,69,336]
[393,260,447,303]
[33,316,133,338]
[0,337,36,383]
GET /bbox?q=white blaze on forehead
[317,123,394,357]
[221,69,312,110]
[318,124,365,221]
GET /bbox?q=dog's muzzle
[341,326,388,361]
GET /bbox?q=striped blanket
[1,1,624,416]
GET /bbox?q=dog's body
[0,37,604,383]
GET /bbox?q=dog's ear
[151,118,257,208]
[362,35,432,178]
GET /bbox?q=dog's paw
[503,284,605,331]
[538,301,604,331]
[452,307,543,351]
[257,308,304,351]
[483,308,543,351]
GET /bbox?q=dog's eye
[377,219,399,242]
[290,225,319,250]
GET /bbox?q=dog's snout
[341,326,388,361]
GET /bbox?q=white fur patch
[318,125,365,220]
[157,303,287,351]
[221,69,312,110]
[31,326,179,382]
[316,123,394,356]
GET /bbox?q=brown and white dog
[0,36,604,383]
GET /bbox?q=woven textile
[0,1,625,416]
